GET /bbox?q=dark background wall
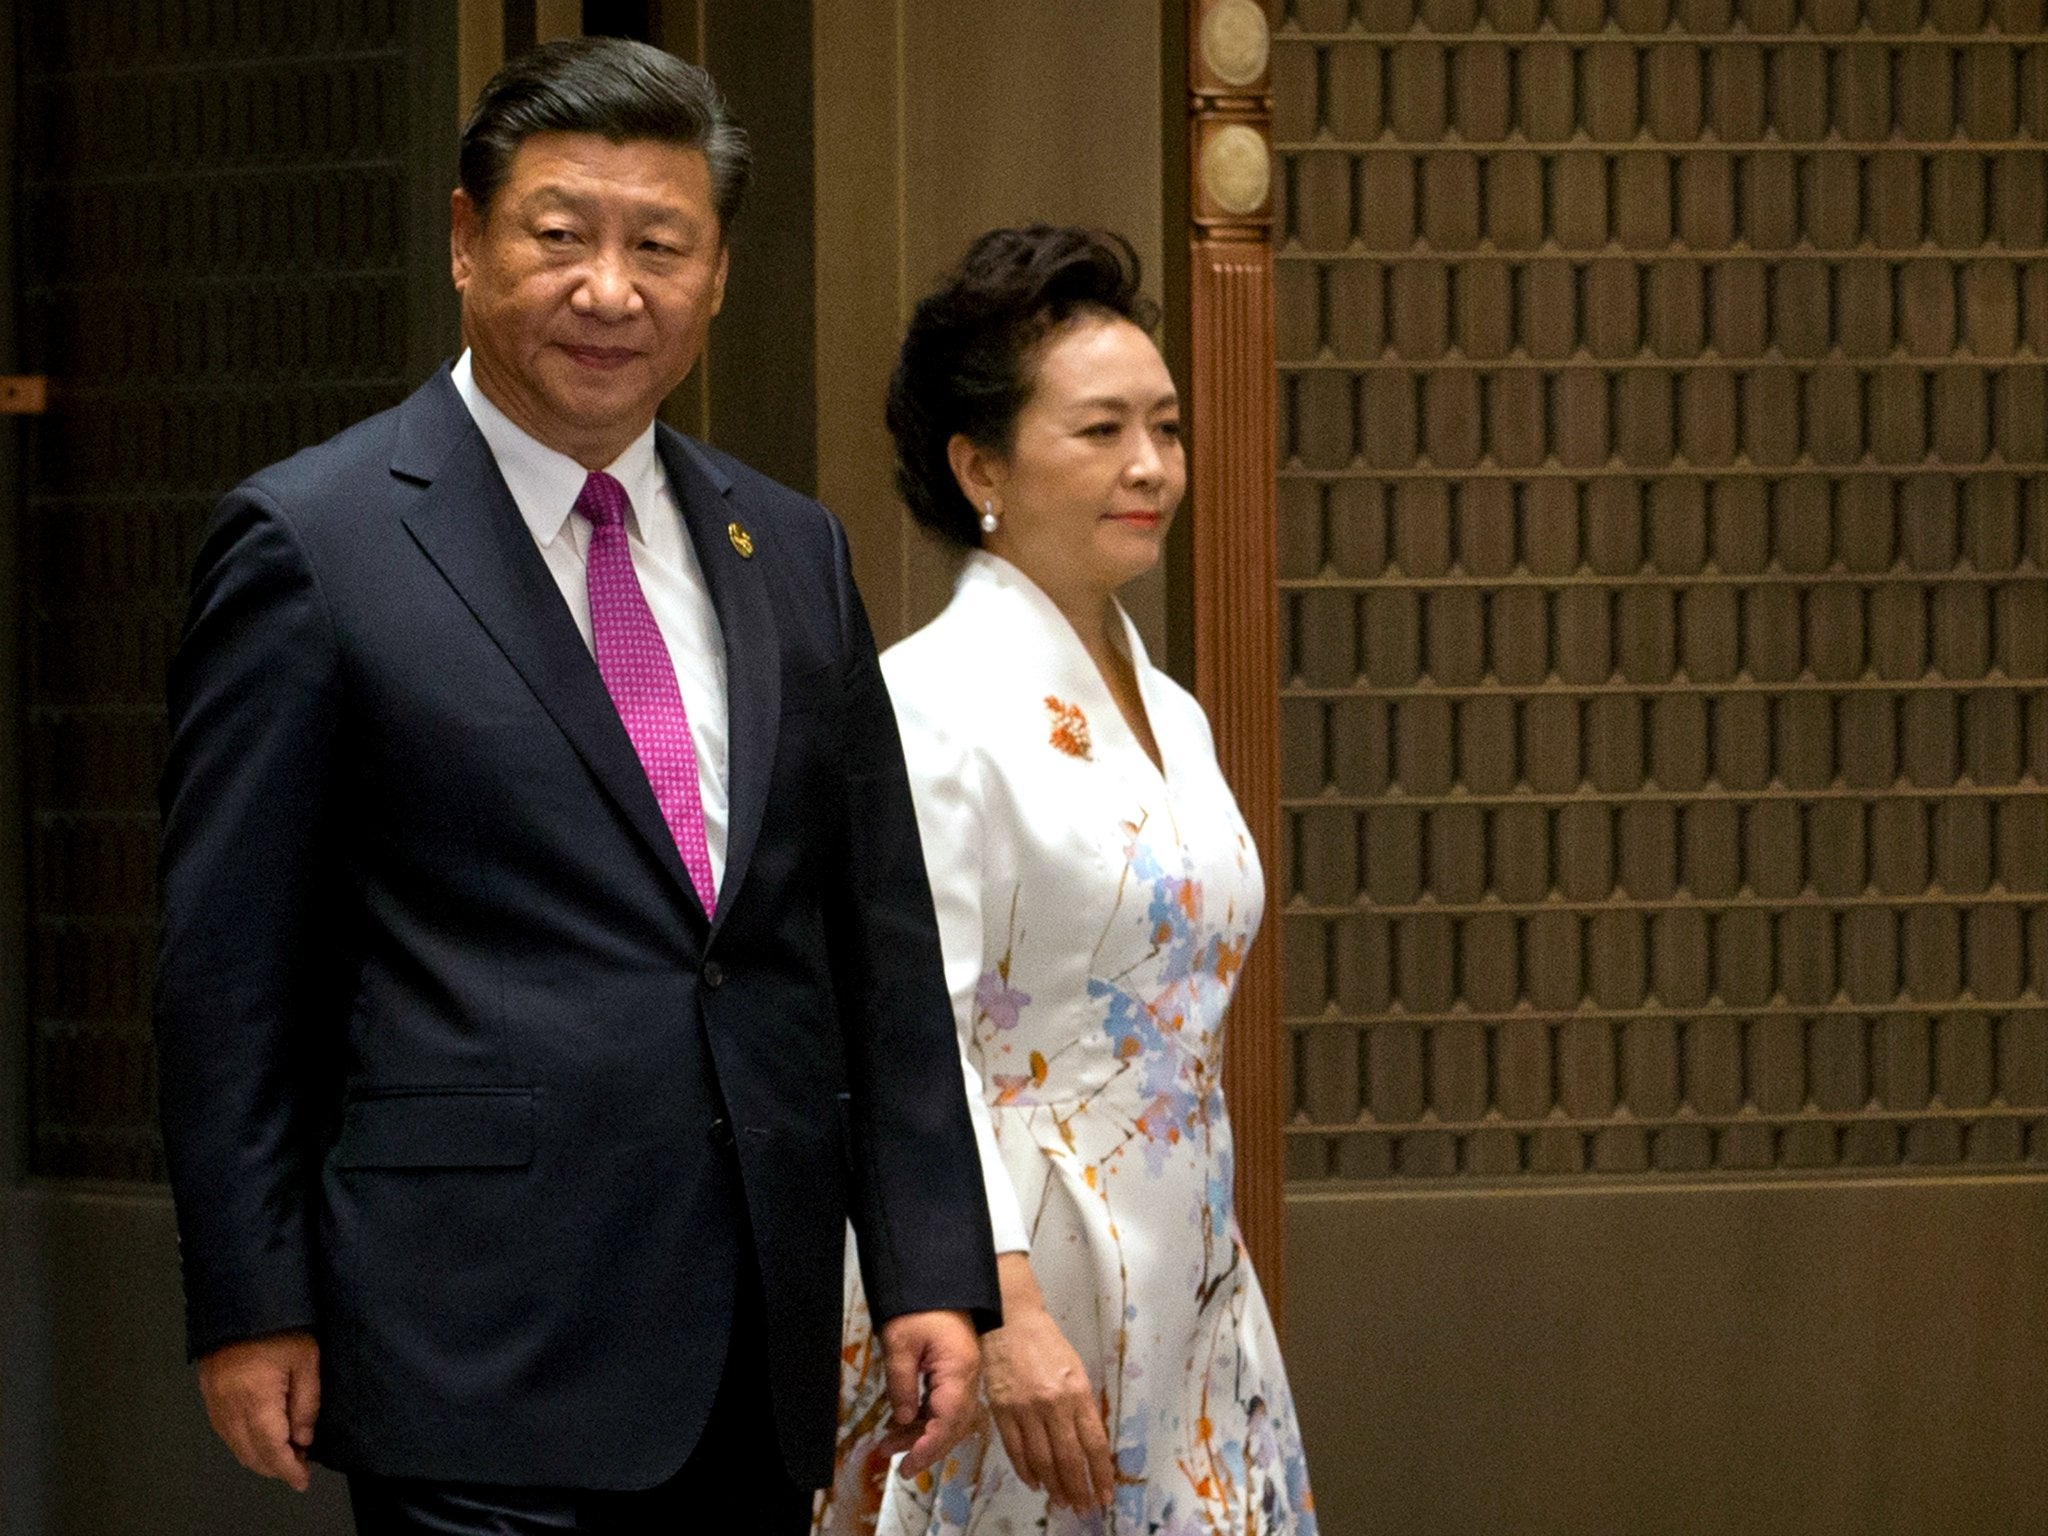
[2,5,462,1529]
[15,0,461,1185]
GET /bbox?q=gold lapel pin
[727,521,755,559]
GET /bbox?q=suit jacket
[153,366,999,1489]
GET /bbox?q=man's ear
[709,243,730,318]
[450,187,481,294]
[947,433,1003,512]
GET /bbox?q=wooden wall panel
[1270,0,2048,1187]
[814,0,1171,654]
[1287,1179,2048,1534]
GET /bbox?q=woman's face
[969,314,1185,605]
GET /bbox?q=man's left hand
[877,1309,982,1476]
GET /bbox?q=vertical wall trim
[407,5,464,386]
[653,0,710,439]
[1160,0,1195,692]
[811,0,909,635]
[1187,0,1282,1320]
[502,0,537,63]
[0,0,28,1188]
[702,0,816,494]
[891,0,911,641]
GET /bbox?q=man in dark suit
[153,38,997,1534]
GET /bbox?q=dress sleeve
[887,681,1031,1254]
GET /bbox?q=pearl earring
[980,500,999,535]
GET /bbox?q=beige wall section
[814,0,1169,651]
[535,0,583,44]
[456,0,504,133]
[1291,1177,2048,1535]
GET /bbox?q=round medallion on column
[1200,123,1271,216]
[1200,0,1271,89]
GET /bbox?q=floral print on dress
[1046,695,1092,759]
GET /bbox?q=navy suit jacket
[153,367,999,1489]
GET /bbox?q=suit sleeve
[884,689,1030,1255]
[154,484,347,1361]
[818,518,1003,1330]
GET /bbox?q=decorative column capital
[1189,0,1274,236]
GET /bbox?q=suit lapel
[391,373,709,925]
[658,430,780,933]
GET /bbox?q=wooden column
[1186,0,1283,1321]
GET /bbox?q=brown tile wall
[1271,0,2048,1182]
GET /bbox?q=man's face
[451,132,729,467]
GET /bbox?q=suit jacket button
[707,1117,735,1148]
[702,960,724,989]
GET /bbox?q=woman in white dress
[818,227,1316,1536]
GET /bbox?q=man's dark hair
[887,226,1159,550]
[459,37,752,234]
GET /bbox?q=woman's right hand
[983,1253,1117,1510]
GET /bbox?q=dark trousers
[347,1267,813,1535]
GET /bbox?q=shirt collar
[451,349,662,544]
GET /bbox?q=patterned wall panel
[19,1,422,1179]
[1271,0,2048,1181]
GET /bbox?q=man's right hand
[876,1309,983,1477]
[196,1331,321,1492]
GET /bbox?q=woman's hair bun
[887,226,1158,549]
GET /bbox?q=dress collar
[954,550,1171,780]
[955,550,1156,677]
[451,349,662,543]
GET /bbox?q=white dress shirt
[452,350,729,892]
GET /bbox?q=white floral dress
[816,552,1316,1536]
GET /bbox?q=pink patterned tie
[573,470,717,910]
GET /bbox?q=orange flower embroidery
[1045,694,1092,759]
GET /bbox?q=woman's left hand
[982,1253,1117,1510]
